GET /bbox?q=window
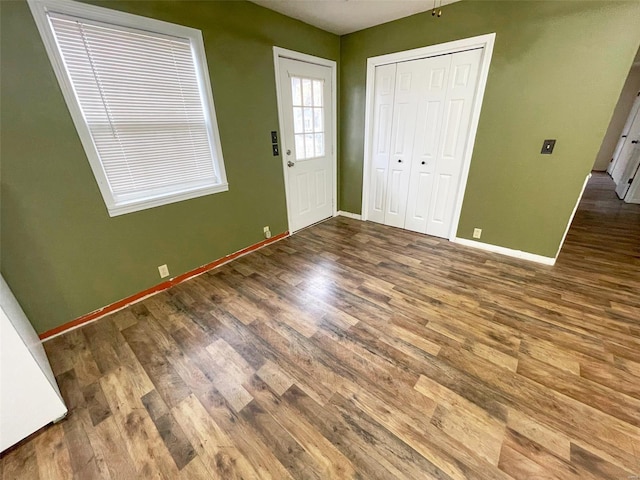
[29,0,228,216]
[290,76,325,160]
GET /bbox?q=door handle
[287,160,295,167]
[397,159,403,163]
[632,140,639,144]
[421,161,426,165]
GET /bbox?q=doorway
[273,48,337,233]
[361,34,495,240]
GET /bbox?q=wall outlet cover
[158,264,170,278]
[473,228,482,239]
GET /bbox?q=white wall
[593,64,640,171]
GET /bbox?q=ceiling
[250,0,461,35]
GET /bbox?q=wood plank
[141,389,196,470]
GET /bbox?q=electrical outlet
[263,226,272,239]
[158,264,170,278]
[473,228,482,239]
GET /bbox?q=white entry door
[367,48,482,239]
[278,57,334,232]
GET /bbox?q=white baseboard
[453,237,556,266]
[337,211,362,220]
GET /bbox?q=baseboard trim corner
[39,231,289,341]
[337,211,362,220]
[453,237,556,266]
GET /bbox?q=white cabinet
[367,48,483,238]
[0,276,67,452]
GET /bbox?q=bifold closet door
[608,93,640,176]
[424,48,483,238]
[368,63,397,224]
[404,55,452,233]
[368,48,482,238]
[383,61,423,228]
[369,57,438,232]
[611,105,640,186]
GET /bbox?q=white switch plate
[473,228,482,239]
[158,264,170,278]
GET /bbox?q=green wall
[0,0,339,333]
[340,1,640,256]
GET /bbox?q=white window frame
[28,0,228,216]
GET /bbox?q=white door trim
[273,47,338,233]
[361,33,496,241]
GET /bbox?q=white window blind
[30,0,228,216]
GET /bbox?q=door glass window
[291,77,324,160]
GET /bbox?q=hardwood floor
[2,172,639,479]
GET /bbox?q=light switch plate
[541,139,556,154]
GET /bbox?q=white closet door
[615,143,640,199]
[608,93,640,175]
[368,64,397,224]
[383,61,423,228]
[611,107,640,184]
[426,49,482,238]
[384,60,424,228]
[404,55,452,233]
[624,158,640,203]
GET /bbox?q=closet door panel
[405,55,452,233]
[426,48,483,238]
[384,63,422,228]
[368,64,397,224]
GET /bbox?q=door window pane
[291,78,302,106]
[313,80,323,106]
[313,109,323,132]
[303,108,314,133]
[302,79,313,106]
[293,107,303,134]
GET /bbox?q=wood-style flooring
[2,172,639,479]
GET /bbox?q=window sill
[107,183,229,217]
